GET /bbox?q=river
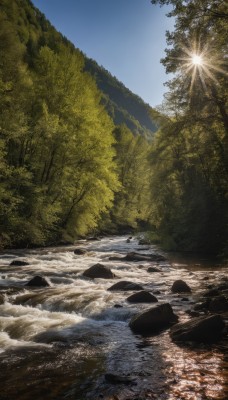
[0,235,227,399]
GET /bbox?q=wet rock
[25,275,50,287]
[203,288,219,297]
[108,281,143,291]
[129,303,178,334]
[208,296,228,312]
[113,304,123,308]
[124,252,166,262]
[170,314,225,343]
[83,263,115,279]
[194,300,210,311]
[186,310,200,317]
[147,266,160,273]
[104,373,136,385]
[0,294,4,304]
[74,248,87,255]
[10,260,29,266]
[181,297,189,302]
[171,280,191,293]
[126,238,131,243]
[138,238,151,245]
[127,291,158,303]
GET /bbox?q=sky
[32,0,174,107]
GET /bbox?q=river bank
[0,235,227,399]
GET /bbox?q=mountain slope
[0,0,158,138]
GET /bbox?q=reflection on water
[0,235,227,399]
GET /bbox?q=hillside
[84,58,158,138]
[0,0,158,138]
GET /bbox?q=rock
[138,238,151,245]
[127,291,158,303]
[181,297,189,302]
[124,252,166,262]
[126,239,131,243]
[74,248,87,255]
[83,263,115,279]
[170,314,225,343]
[129,303,178,334]
[171,280,191,293]
[25,275,50,287]
[0,294,4,304]
[147,266,160,273]
[10,260,29,266]
[208,296,228,312]
[104,373,136,385]
[108,281,143,291]
[114,304,123,308]
[194,300,209,311]
[186,310,200,317]
[203,288,219,297]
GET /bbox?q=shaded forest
[0,0,227,257]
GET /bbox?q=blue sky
[32,0,174,107]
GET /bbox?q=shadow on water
[0,311,172,400]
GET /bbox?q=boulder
[170,314,225,343]
[203,288,219,297]
[25,275,50,287]
[127,291,158,303]
[129,303,178,334]
[108,281,143,291]
[124,252,166,262]
[74,248,87,255]
[147,266,160,273]
[208,296,228,312]
[171,280,191,293]
[10,260,29,266]
[83,263,115,279]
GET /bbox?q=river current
[0,235,227,399]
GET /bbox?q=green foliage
[149,0,228,255]
[103,125,152,232]
[0,0,119,247]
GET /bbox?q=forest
[0,0,227,257]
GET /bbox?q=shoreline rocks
[170,314,225,343]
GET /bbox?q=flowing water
[0,235,227,400]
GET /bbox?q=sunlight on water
[0,235,227,399]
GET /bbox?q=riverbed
[0,235,227,399]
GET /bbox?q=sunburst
[172,39,228,97]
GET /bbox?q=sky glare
[32,0,174,107]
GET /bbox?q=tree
[149,0,228,254]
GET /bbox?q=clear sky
[32,0,174,107]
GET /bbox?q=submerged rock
[171,280,191,293]
[10,260,29,266]
[170,314,225,343]
[104,373,136,385]
[83,263,115,279]
[108,281,143,291]
[25,275,50,287]
[127,290,158,303]
[129,303,178,334]
[74,248,87,255]
[147,266,160,273]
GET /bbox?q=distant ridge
[84,58,158,139]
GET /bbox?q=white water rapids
[0,235,227,399]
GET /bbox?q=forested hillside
[84,58,157,139]
[0,0,153,248]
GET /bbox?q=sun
[191,54,203,66]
